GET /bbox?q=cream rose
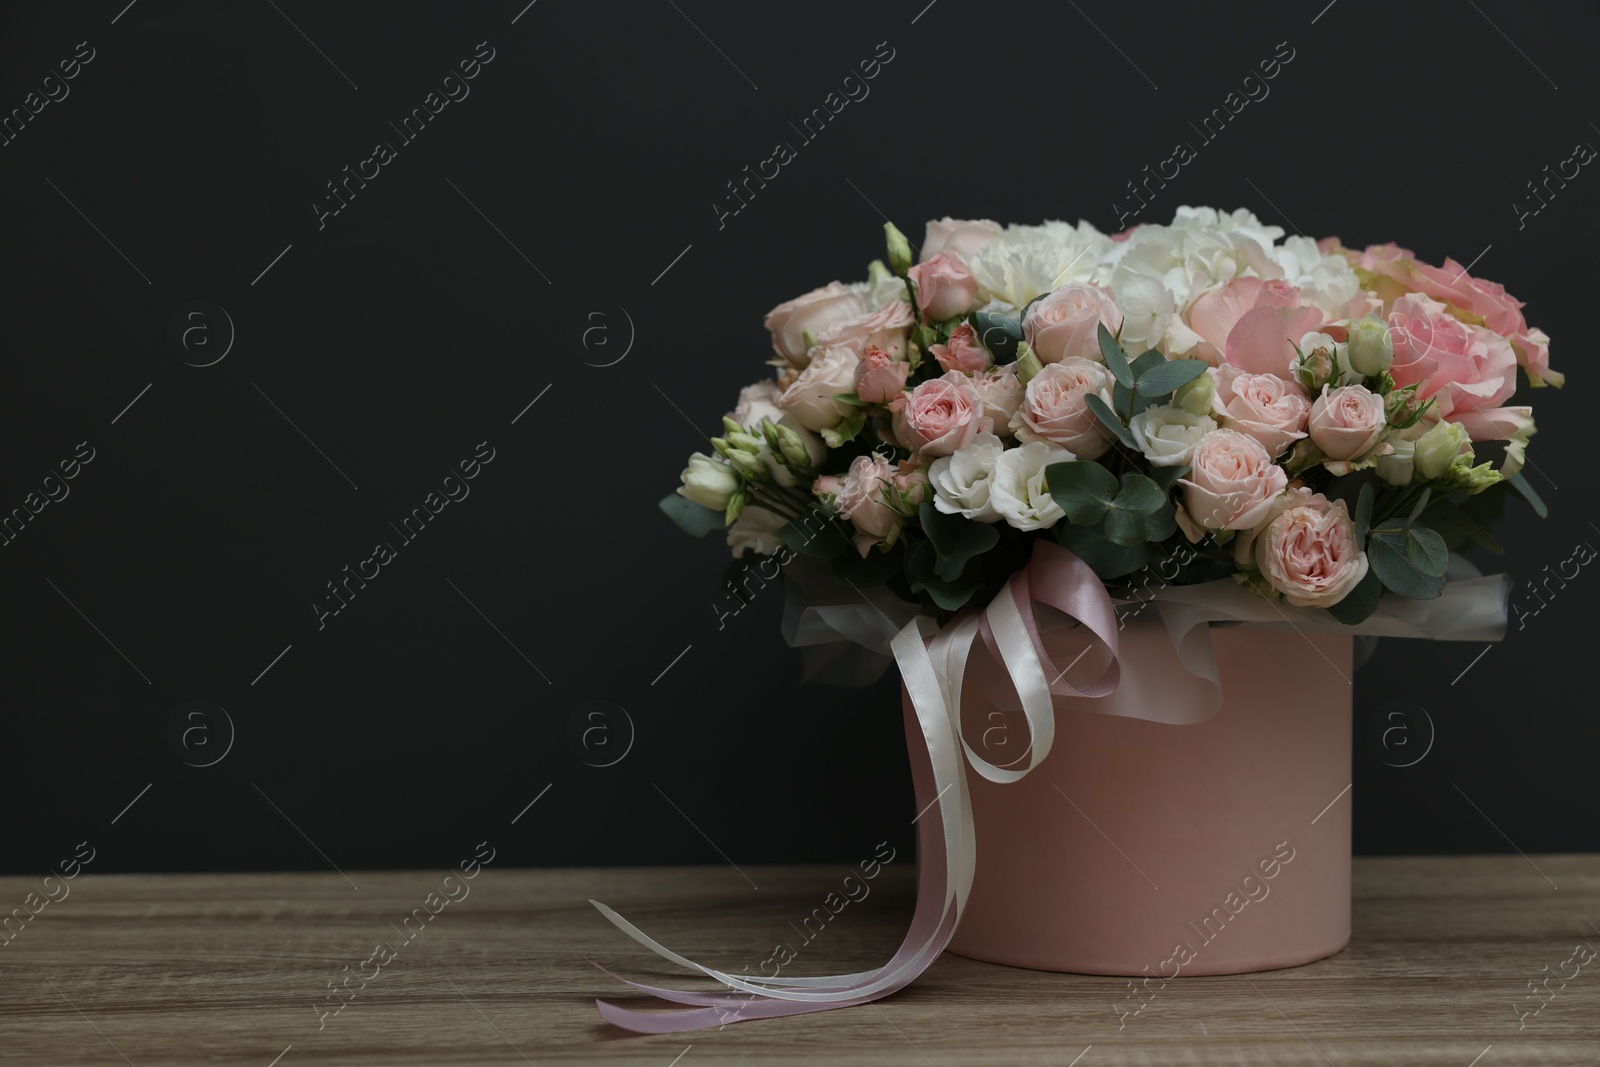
[1128,405,1217,467]
[1021,283,1123,364]
[1308,384,1386,460]
[778,344,860,431]
[929,432,1004,522]
[1012,357,1115,459]
[990,440,1073,531]
[1252,488,1369,607]
[1179,430,1287,530]
[763,282,870,367]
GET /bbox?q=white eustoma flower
[929,432,1005,522]
[1128,404,1217,467]
[990,440,1074,531]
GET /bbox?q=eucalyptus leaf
[918,503,1001,581]
[974,310,1023,363]
[1056,521,1153,579]
[1420,496,1503,554]
[660,493,725,538]
[1046,460,1119,525]
[1083,393,1138,450]
[1132,358,1208,399]
[1097,322,1133,387]
[1355,482,1374,544]
[1326,568,1382,625]
[1148,464,1190,493]
[1405,525,1449,578]
[1368,530,1446,599]
[1506,471,1548,518]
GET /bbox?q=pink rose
[971,364,1024,435]
[921,216,1003,262]
[764,282,870,367]
[1012,357,1116,459]
[831,453,903,557]
[815,300,915,360]
[1022,283,1123,365]
[892,371,990,457]
[1386,293,1517,428]
[908,252,978,321]
[930,322,992,374]
[1307,384,1385,460]
[1223,301,1327,378]
[1175,277,1303,364]
[1344,243,1560,388]
[855,346,910,404]
[1252,488,1369,608]
[1215,365,1310,458]
[1179,430,1287,531]
[777,344,860,431]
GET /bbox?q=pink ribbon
[591,540,1122,1032]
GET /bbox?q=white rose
[1128,405,1217,467]
[929,432,1005,522]
[678,453,739,510]
[726,380,785,430]
[727,505,787,558]
[1375,436,1415,486]
[990,440,1073,531]
[778,344,860,431]
[921,217,1003,262]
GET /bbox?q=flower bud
[774,423,814,469]
[727,431,765,455]
[1016,341,1044,386]
[1384,385,1427,429]
[724,486,746,525]
[1413,420,1472,480]
[884,222,913,277]
[722,415,744,436]
[726,449,769,482]
[678,453,740,510]
[1173,368,1215,416]
[1292,337,1337,393]
[1345,313,1394,377]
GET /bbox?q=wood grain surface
[2,856,1597,1065]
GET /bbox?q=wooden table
[2,857,1596,1065]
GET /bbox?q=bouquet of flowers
[665,206,1557,623]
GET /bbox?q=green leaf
[1132,358,1207,400]
[1105,473,1167,546]
[1405,525,1450,578]
[1143,502,1178,542]
[1326,568,1382,624]
[918,503,1001,581]
[974,311,1023,363]
[781,515,850,558]
[1046,460,1120,525]
[1368,530,1446,599]
[821,414,866,448]
[660,493,725,538]
[1056,521,1153,579]
[831,538,903,587]
[1148,464,1189,493]
[1097,322,1133,387]
[1506,471,1548,518]
[1419,496,1503,554]
[905,540,985,611]
[1405,486,1433,525]
[1355,483,1374,544]
[1083,393,1138,450]
[829,392,866,407]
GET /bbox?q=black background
[1,0,1595,878]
